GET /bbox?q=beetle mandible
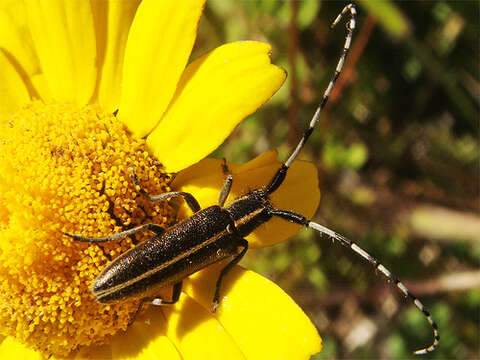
[64,4,439,355]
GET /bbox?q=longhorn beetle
[64,4,439,355]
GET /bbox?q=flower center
[0,102,176,357]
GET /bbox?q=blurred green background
[195,1,479,359]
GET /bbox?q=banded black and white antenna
[266,3,439,355]
[266,4,356,194]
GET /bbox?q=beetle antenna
[271,208,440,354]
[266,3,356,194]
[307,220,440,355]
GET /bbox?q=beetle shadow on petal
[162,294,227,341]
[183,260,244,312]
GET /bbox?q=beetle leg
[127,281,183,326]
[151,281,183,305]
[212,238,248,312]
[130,167,201,213]
[148,191,201,213]
[218,159,233,207]
[63,223,165,243]
[128,298,150,326]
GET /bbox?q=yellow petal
[118,0,206,138]
[25,0,96,104]
[172,150,320,247]
[0,336,43,360]
[184,263,322,360]
[147,41,286,173]
[91,0,140,112]
[76,307,181,360]
[0,0,41,98]
[0,51,30,115]
[30,73,52,102]
[111,311,181,360]
[162,295,246,360]
[171,150,278,221]
[74,344,113,360]
[267,159,320,247]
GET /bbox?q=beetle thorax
[224,188,273,238]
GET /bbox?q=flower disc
[0,102,176,356]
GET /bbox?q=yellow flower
[0,0,321,359]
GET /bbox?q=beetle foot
[151,298,163,306]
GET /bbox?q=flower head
[0,0,321,358]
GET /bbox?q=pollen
[0,102,176,357]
